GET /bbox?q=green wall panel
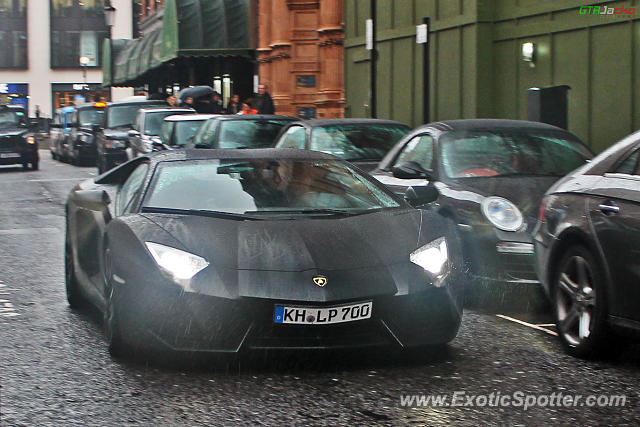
[493,40,518,119]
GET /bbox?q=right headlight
[410,237,448,276]
[145,242,209,281]
[481,196,524,232]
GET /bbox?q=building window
[50,0,108,68]
[0,0,27,69]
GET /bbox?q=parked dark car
[95,100,166,173]
[63,102,108,165]
[49,106,75,161]
[274,119,411,172]
[64,149,464,358]
[371,119,593,300]
[157,114,216,148]
[127,107,194,159]
[192,115,297,149]
[0,104,39,170]
[534,131,640,357]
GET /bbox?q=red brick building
[257,0,344,119]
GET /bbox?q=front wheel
[554,245,609,358]
[65,231,84,308]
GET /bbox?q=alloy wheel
[555,254,597,347]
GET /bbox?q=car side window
[277,126,306,149]
[614,149,640,175]
[394,134,435,171]
[118,163,150,215]
[194,120,218,147]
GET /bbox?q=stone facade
[257,0,344,119]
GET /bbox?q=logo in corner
[313,275,327,287]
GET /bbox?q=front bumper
[119,284,462,354]
[459,226,539,286]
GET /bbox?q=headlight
[145,242,209,281]
[410,237,448,277]
[481,196,523,232]
[26,136,35,144]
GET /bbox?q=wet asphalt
[1,152,640,426]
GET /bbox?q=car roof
[422,119,565,132]
[107,100,167,108]
[139,107,194,114]
[213,114,297,121]
[164,114,218,121]
[292,118,410,128]
[152,148,338,163]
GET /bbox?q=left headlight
[481,196,523,232]
[26,136,35,144]
[410,237,448,278]
[145,242,209,281]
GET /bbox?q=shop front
[51,82,109,110]
[0,83,29,110]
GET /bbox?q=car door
[373,133,436,195]
[588,145,640,320]
[129,112,143,157]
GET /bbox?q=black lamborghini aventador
[65,149,464,358]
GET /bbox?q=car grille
[0,136,19,152]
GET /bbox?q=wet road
[1,152,640,426]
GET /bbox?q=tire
[22,162,29,170]
[31,158,39,170]
[65,230,84,308]
[553,245,609,358]
[97,158,104,174]
[51,151,57,160]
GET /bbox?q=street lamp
[80,56,90,101]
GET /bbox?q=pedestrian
[166,95,178,107]
[183,96,195,108]
[237,100,258,115]
[254,84,275,114]
[226,94,240,114]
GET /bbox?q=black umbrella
[178,86,215,101]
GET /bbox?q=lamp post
[79,56,90,102]
[103,1,116,98]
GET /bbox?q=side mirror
[128,129,140,138]
[392,161,432,180]
[92,124,102,132]
[404,185,439,207]
[73,189,110,211]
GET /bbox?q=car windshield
[0,110,22,128]
[143,159,401,216]
[78,109,105,127]
[144,111,188,136]
[310,124,410,161]
[107,104,163,128]
[173,120,206,146]
[439,130,593,178]
[214,119,294,149]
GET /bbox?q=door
[589,146,640,320]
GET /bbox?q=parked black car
[64,149,464,358]
[95,100,165,173]
[0,104,39,170]
[534,131,640,357]
[192,115,297,149]
[64,102,107,165]
[127,107,193,158]
[370,119,593,299]
[274,119,411,172]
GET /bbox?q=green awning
[104,0,254,87]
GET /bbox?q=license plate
[0,153,20,159]
[274,301,372,325]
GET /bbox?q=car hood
[141,209,424,272]
[450,176,560,220]
[102,128,130,139]
[0,128,27,137]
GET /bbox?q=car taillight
[538,197,547,222]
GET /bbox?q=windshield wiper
[245,208,374,217]
[141,206,262,220]
[494,172,564,178]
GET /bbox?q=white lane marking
[496,314,558,336]
[0,227,59,235]
[535,323,557,327]
[0,282,19,317]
